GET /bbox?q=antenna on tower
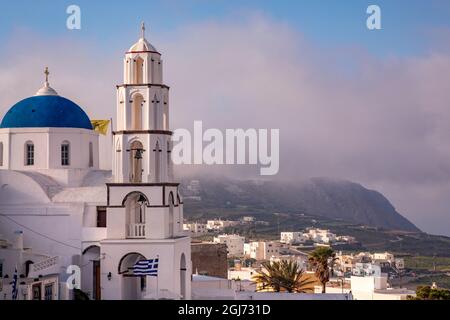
[141,22,146,39]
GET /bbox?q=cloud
[161,15,450,236]
[1,16,450,235]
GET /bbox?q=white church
[0,25,191,300]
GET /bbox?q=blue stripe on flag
[132,259,159,276]
[12,267,18,300]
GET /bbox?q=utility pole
[433,254,436,272]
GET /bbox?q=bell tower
[100,24,191,300]
[113,22,172,184]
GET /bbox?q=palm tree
[253,260,317,293]
[308,247,337,293]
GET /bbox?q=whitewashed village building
[245,241,280,261]
[280,232,306,244]
[214,234,245,257]
[0,25,191,300]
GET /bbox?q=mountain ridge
[179,176,420,232]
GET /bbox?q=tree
[408,286,450,300]
[73,288,90,300]
[253,260,317,293]
[308,247,337,293]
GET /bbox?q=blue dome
[1,95,93,130]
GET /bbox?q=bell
[134,149,143,159]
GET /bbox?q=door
[93,261,101,300]
[32,283,41,300]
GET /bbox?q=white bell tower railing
[127,223,146,238]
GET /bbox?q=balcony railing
[127,223,146,238]
[28,256,59,278]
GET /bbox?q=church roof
[127,23,158,53]
[128,37,158,53]
[0,95,93,130]
[1,67,93,130]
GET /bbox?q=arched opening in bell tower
[131,94,144,130]
[134,57,144,84]
[154,140,161,182]
[166,140,172,181]
[123,191,149,238]
[180,253,186,299]
[152,94,159,130]
[168,192,174,237]
[129,140,144,183]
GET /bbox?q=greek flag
[132,259,159,276]
[12,266,18,300]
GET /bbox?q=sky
[1,0,450,235]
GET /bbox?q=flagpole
[110,117,114,144]
[156,255,159,300]
[12,264,18,300]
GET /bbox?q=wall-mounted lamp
[107,272,112,281]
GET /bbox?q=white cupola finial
[36,66,58,96]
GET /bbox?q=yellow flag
[91,120,110,135]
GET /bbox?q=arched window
[131,94,144,130]
[61,141,70,166]
[0,142,3,166]
[89,142,94,167]
[25,141,34,166]
[25,260,34,277]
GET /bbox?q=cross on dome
[141,22,146,39]
[35,66,58,96]
[44,66,50,83]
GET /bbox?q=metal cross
[141,22,145,39]
[44,67,49,83]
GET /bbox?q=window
[44,283,54,300]
[32,283,41,300]
[89,142,94,167]
[96,206,107,228]
[25,142,34,166]
[0,142,3,166]
[61,142,70,166]
[25,260,34,277]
